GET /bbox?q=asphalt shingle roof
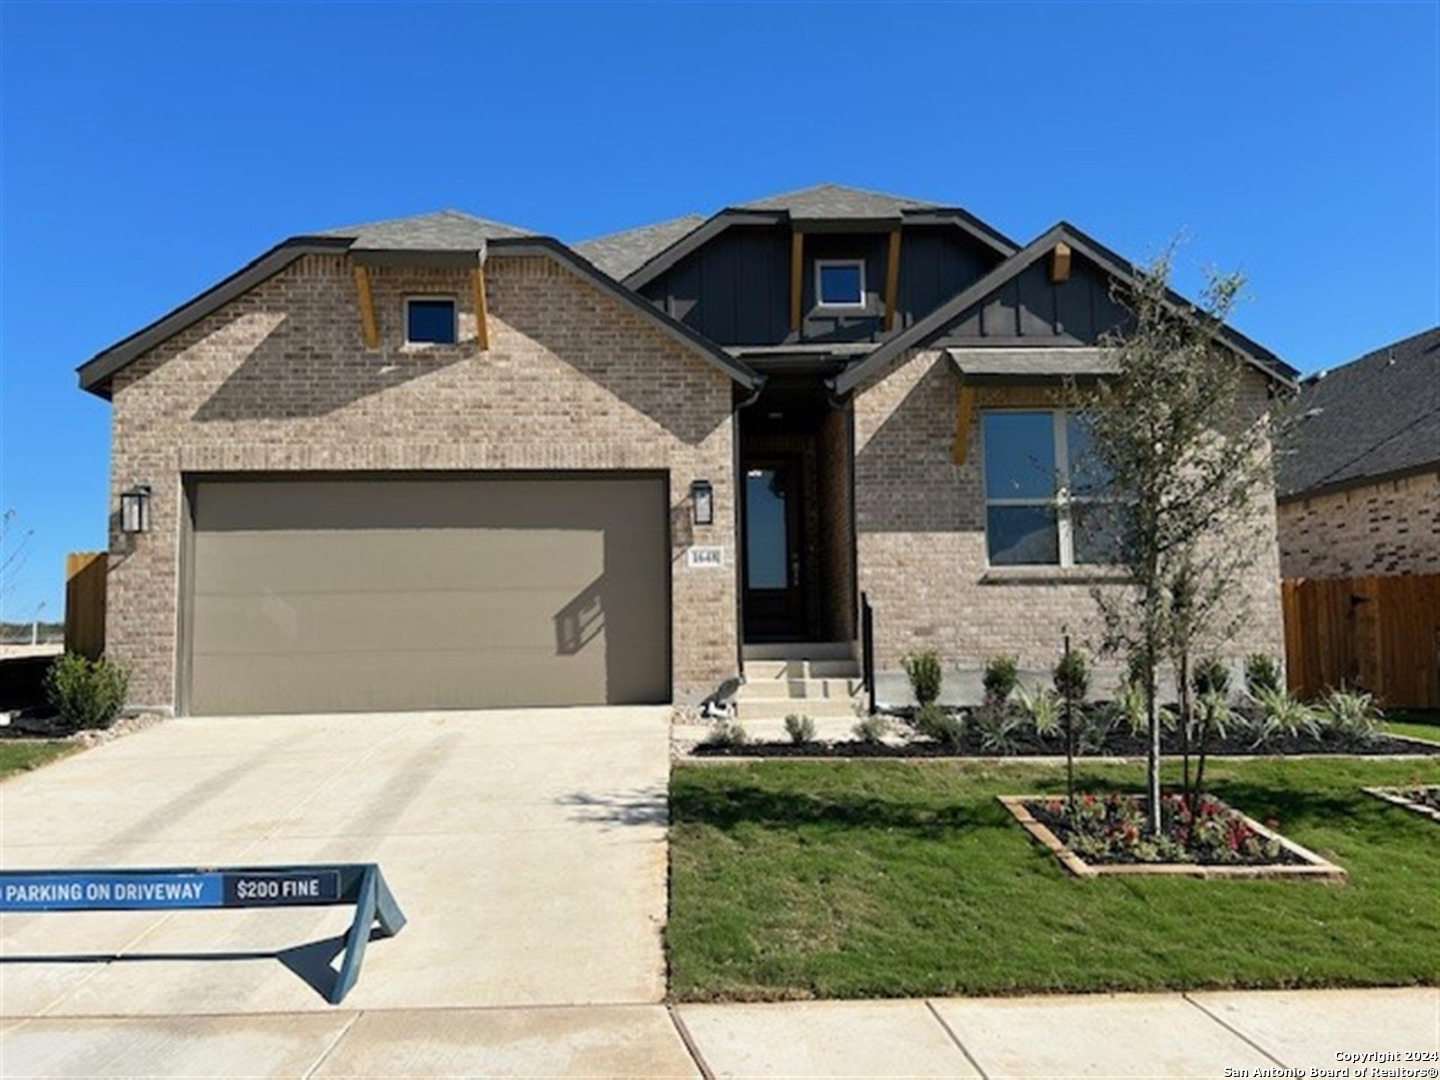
[318,209,535,249]
[573,214,706,279]
[733,182,939,218]
[1277,327,1440,499]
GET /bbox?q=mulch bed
[694,728,1435,758]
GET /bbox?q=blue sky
[2,1,1436,617]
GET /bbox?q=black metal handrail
[860,591,876,715]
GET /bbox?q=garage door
[184,475,669,715]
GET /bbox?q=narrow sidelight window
[405,297,457,344]
[815,259,866,309]
[981,409,1118,567]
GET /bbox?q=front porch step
[742,658,862,680]
[732,696,862,721]
[736,678,862,702]
[742,641,855,662]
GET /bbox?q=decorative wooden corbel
[883,228,902,332]
[352,265,379,349]
[1049,241,1072,284]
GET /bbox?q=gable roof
[1276,326,1440,500]
[588,183,1017,290]
[831,221,1297,395]
[77,212,761,396]
[572,213,706,279]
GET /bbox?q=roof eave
[831,222,1296,397]
[77,236,353,398]
[79,232,762,399]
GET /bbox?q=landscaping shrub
[1245,653,1282,696]
[701,719,748,749]
[1053,648,1090,703]
[912,703,963,749]
[852,715,890,744]
[1245,686,1320,747]
[1192,655,1231,699]
[44,652,128,731]
[1015,684,1061,738]
[974,704,1023,755]
[901,649,943,706]
[783,713,816,745]
[982,654,1019,707]
[1075,706,1117,756]
[1316,688,1382,742]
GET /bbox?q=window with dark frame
[981,409,1120,567]
[405,298,457,345]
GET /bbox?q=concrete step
[741,641,855,662]
[736,678,862,702]
[742,658,861,680]
[733,696,861,720]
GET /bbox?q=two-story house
[80,184,1295,716]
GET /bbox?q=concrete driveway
[0,708,670,1017]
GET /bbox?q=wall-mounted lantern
[120,485,151,534]
[690,480,714,527]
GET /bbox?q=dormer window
[405,297,457,345]
[815,259,866,310]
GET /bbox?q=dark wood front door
[743,458,805,640]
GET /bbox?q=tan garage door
[185,475,669,715]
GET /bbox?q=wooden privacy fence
[64,552,107,659]
[1281,574,1440,709]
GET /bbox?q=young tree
[1070,245,1279,832]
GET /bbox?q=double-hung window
[982,409,1119,567]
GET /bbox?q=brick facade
[107,253,738,711]
[851,348,1285,699]
[1278,471,1440,579]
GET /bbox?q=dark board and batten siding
[642,227,791,345]
[641,224,1003,347]
[894,228,1003,331]
[940,254,1133,346]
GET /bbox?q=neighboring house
[80,184,1296,716]
[1277,327,1440,580]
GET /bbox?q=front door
[743,459,805,640]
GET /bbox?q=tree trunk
[1178,649,1192,806]
[1146,650,1162,835]
[1064,635,1076,812]
[1194,699,1213,799]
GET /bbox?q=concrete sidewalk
[1,987,1433,1077]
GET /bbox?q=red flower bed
[1027,793,1303,866]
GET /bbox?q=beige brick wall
[1278,471,1440,579]
[851,349,1285,694]
[106,253,738,711]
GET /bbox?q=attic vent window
[405,297,457,345]
[815,260,866,309]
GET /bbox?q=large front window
[982,410,1118,567]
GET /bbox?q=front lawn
[0,740,74,780]
[1384,709,1440,744]
[668,758,1440,1001]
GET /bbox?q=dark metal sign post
[0,864,405,1004]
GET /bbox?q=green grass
[668,757,1440,1001]
[1383,709,1440,744]
[0,740,75,780]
